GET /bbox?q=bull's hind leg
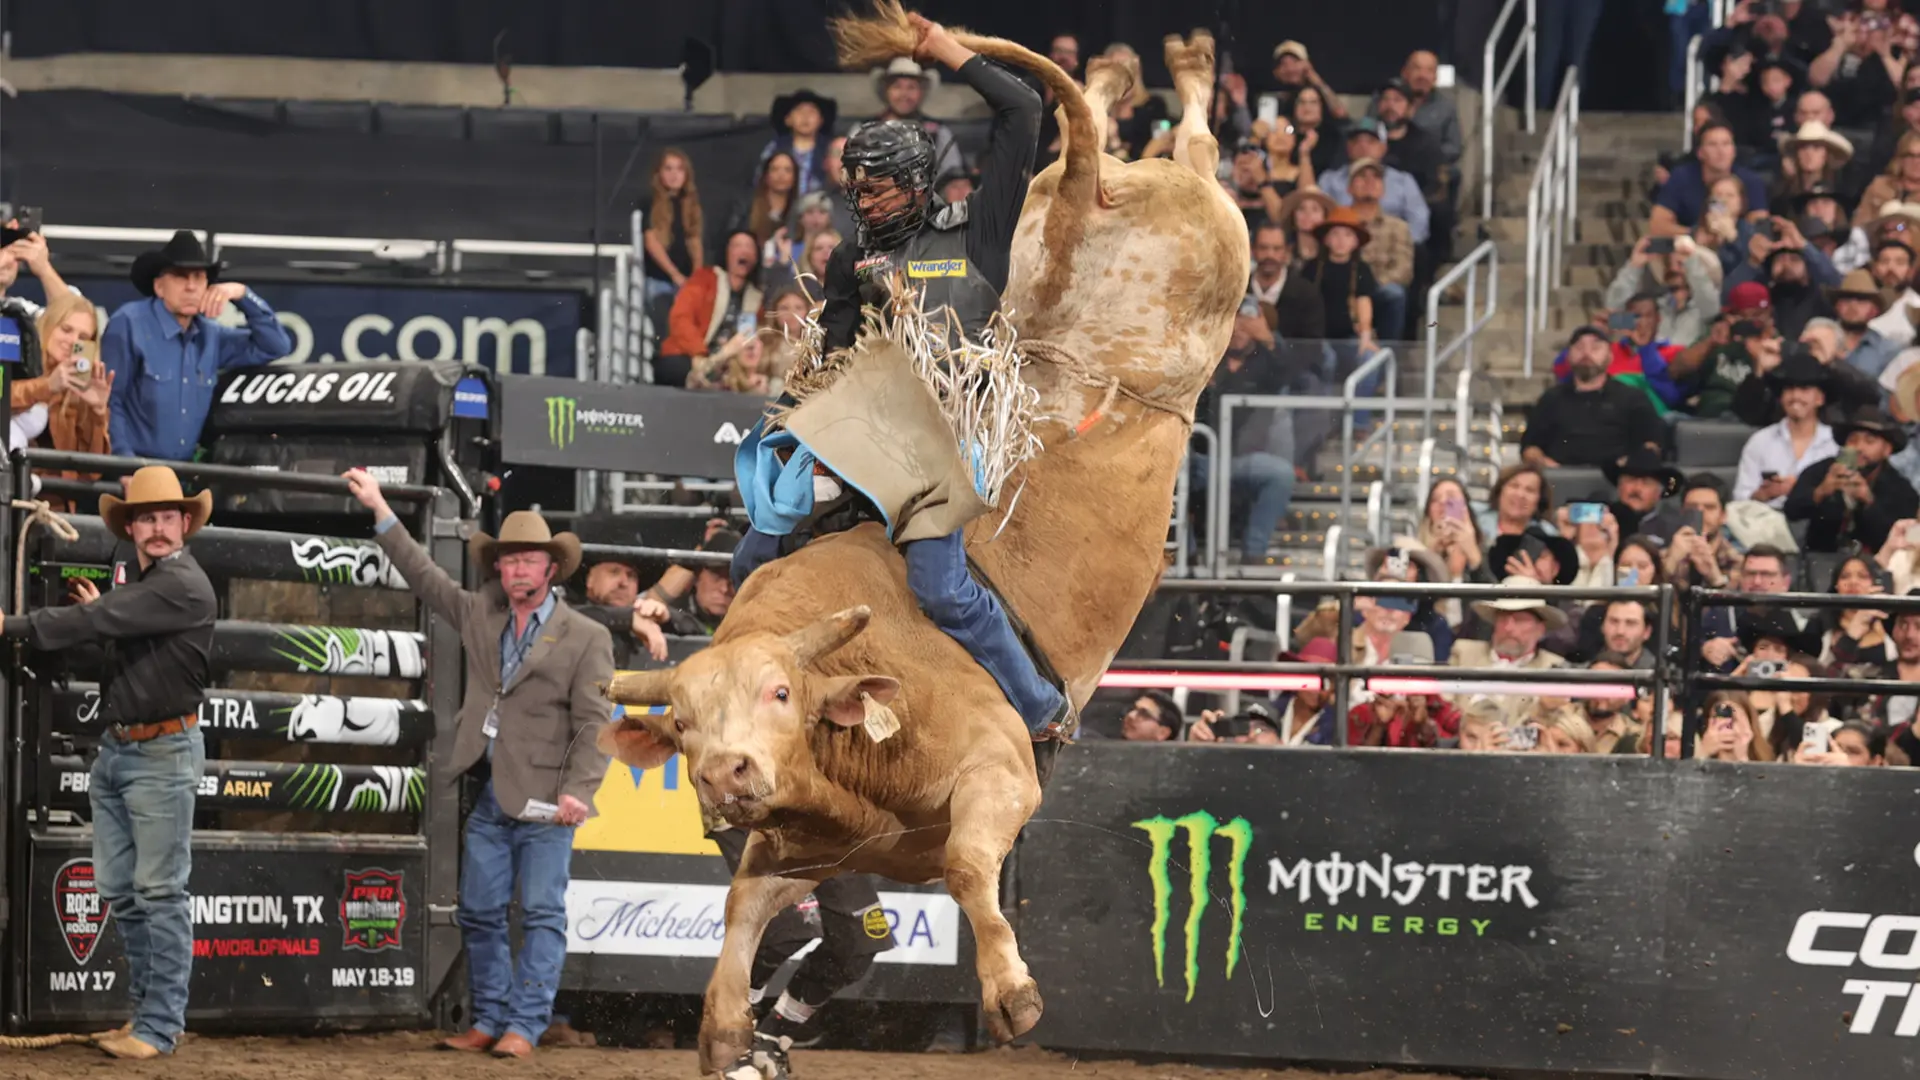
[699,837,823,1076]
[945,761,1043,1042]
[1079,54,1134,166]
[1165,32,1221,181]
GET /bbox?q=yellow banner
[574,754,719,856]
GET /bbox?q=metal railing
[1423,240,1499,427]
[1480,0,1539,219]
[1118,579,1676,751]
[1524,65,1581,374]
[1340,348,1399,527]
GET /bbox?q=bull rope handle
[11,497,80,616]
[0,1032,105,1049]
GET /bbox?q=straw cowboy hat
[1783,120,1853,163]
[1277,187,1337,228]
[130,230,223,298]
[100,465,213,541]
[1314,205,1372,247]
[1870,200,1920,239]
[872,57,937,99]
[1893,361,1920,423]
[1827,268,1893,309]
[1470,575,1571,631]
[469,510,582,581]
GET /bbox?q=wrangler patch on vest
[907,258,968,278]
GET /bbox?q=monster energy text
[545,396,644,449]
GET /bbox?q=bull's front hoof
[982,978,1045,1043]
[698,1026,755,1076]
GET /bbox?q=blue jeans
[733,527,1066,733]
[1373,282,1408,341]
[1537,0,1605,107]
[1667,2,1712,96]
[459,781,576,1045]
[1190,450,1297,558]
[91,726,204,1054]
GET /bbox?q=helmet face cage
[842,120,936,252]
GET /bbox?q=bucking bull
[598,3,1249,1071]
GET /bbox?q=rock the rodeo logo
[53,858,112,965]
[1136,811,1545,1001]
[340,868,406,952]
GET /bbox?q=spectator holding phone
[1606,235,1723,347]
[15,293,114,504]
[1724,214,1843,341]
[1698,691,1763,761]
[1480,463,1558,544]
[1788,405,1920,550]
[1604,448,1686,539]
[1872,508,1920,590]
[1651,123,1770,237]
[1417,479,1489,594]
[1189,703,1284,746]
[1523,327,1667,469]
[1557,496,1622,590]
[1696,175,1761,276]
[1828,269,1902,376]
[1809,5,1909,130]
[1120,692,1183,742]
[1732,325,1880,425]
[1663,474,1743,588]
[657,229,764,388]
[1346,632,1458,748]
[1818,552,1898,668]
[1678,315,1774,417]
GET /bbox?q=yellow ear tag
[861,693,900,744]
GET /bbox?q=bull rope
[1015,338,1196,434]
[0,1032,105,1049]
[12,497,80,616]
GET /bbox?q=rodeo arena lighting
[1,2,1919,1080]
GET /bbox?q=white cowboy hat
[1782,120,1853,163]
[1469,575,1570,631]
[872,57,938,100]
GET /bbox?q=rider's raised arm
[952,55,1041,293]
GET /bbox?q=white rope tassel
[11,497,80,617]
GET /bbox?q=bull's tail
[829,1,1099,217]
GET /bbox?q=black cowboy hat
[1772,344,1834,390]
[1486,527,1579,586]
[1835,405,1911,454]
[1737,608,1821,656]
[130,230,223,298]
[1791,183,1855,220]
[769,88,838,134]
[1603,446,1686,498]
[571,512,646,573]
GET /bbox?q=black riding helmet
[841,119,936,251]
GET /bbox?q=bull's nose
[698,755,755,800]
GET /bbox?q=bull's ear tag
[861,693,900,743]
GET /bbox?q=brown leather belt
[110,714,198,743]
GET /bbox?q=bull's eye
[773,687,790,703]
[673,718,688,734]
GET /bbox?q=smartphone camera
[1507,724,1540,751]
[1750,659,1784,679]
[1646,237,1676,255]
[1568,502,1605,526]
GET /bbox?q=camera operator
[0,208,77,393]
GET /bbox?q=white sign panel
[565,880,959,965]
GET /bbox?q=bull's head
[597,605,899,826]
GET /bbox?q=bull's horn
[785,606,873,668]
[604,669,674,706]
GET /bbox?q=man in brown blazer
[344,469,612,1061]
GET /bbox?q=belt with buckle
[110,713,198,743]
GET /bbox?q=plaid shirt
[1360,210,1415,288]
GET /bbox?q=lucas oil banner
[59,276,587,377]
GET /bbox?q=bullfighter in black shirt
[4,466,216,1059]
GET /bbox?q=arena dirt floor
[2,1031,1486,1080]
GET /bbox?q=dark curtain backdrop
[5,0,1450,96]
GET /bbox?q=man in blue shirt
[1649,122,1770,236]
[101,231,291,461]
[1319,120,1432,244]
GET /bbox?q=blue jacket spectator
[102,231,290,461]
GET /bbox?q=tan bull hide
[598,4,1249,1074]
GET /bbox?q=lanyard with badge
[483,616,540,742]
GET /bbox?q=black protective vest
[853,199,1000,343]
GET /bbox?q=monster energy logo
[1134,811,1252,1002]
[546,396,577,448]
[545,396,644,450]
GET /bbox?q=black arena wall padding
[1018,743,1920,1080]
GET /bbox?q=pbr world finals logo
[340,869,406,951]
